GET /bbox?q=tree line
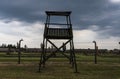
[0,43,28,48]
[0,43,16,48]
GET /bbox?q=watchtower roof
[46,11,71,16]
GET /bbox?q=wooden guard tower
[39,11,77,72]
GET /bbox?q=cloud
[74,30,97,42]
[0,19,44,48]
[0,19,119,49]
[0,0,120,49]
[0,0,116,24]
[110,0,120,3]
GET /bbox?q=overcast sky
[0,0,120,49]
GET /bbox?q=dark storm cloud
[0,0,120,37]
[0,0,109,23]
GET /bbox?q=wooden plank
[45,23,72,26]
[46,11,71,16]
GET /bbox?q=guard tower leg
[39,38,45,72]
[70,40,73,65]
[71,39,78,73]
[42,38,47,68]
[39,51,43,72]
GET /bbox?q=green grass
[0,53,120,79]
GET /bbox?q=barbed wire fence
[0,40,120,55]
[0,40,119,65]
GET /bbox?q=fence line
[0,41,119,50]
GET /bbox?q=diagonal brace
[41,39,71,63]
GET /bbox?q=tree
[1,43,7,48]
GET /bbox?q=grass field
[0,52,120,79]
